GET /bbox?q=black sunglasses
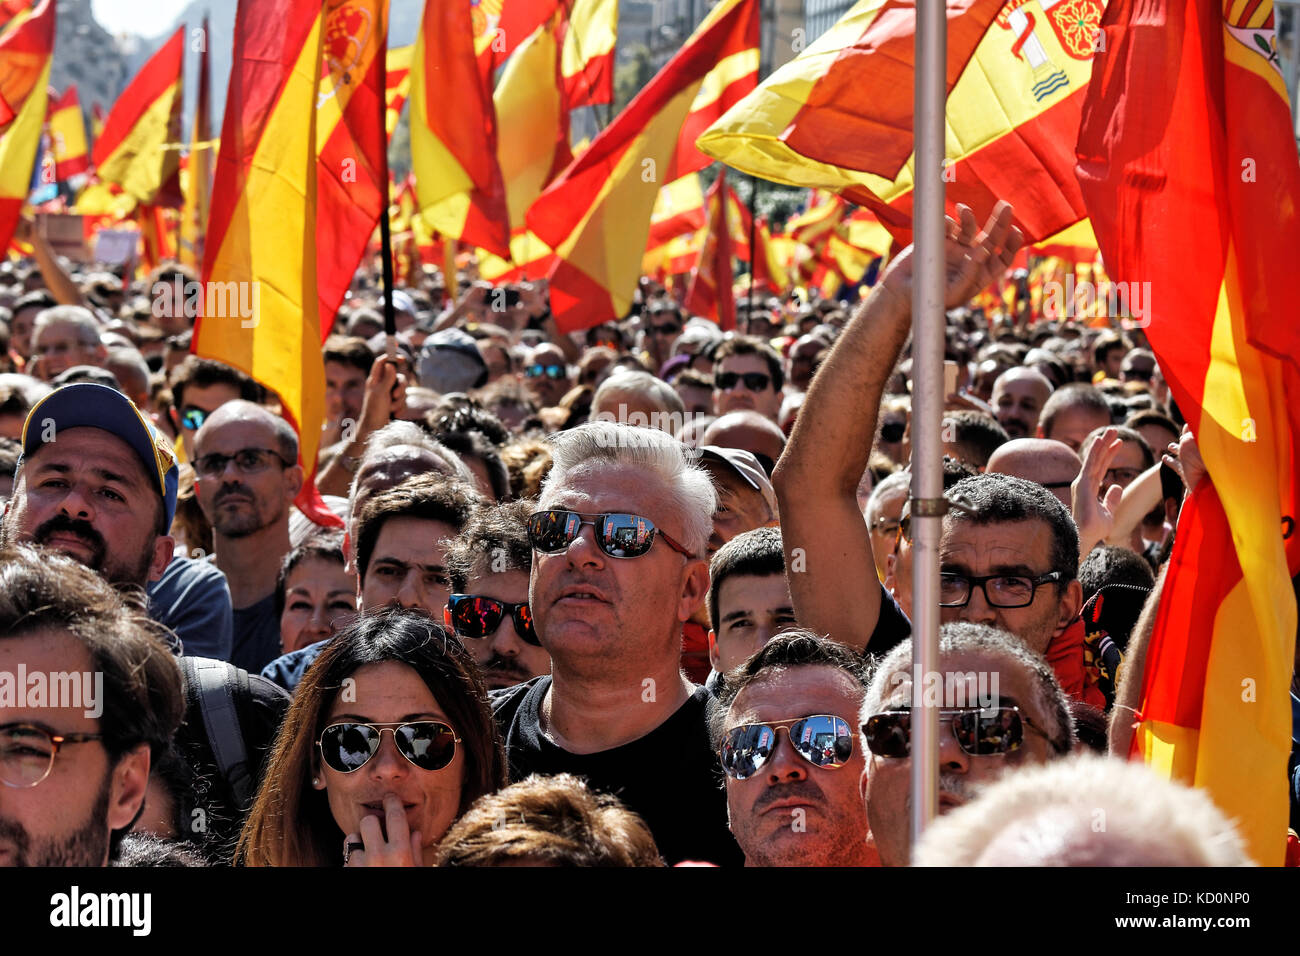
[863,706,1057,758]
[317,721,460,774]
[444,594,541,647]
[716,371,772,392]
[720,715,855,780]
[527,509,694,559]
[525,363,566,379]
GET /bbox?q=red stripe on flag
[91,26,184,167]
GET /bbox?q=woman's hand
[343,793,423,867]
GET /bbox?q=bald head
[990,367,1054,439]
[195,399,299,464]
[703,411,786,470]
[986,438,1080,507]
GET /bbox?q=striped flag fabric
[699,0,1105,245]
[0,0,52,250]
[385,43,412,140]
[559,0,616,108]
[527,0,760,332]
[647,173,707,246]
[1076,0,1300,864]
[47,85,89,181]
[315,0,389,334]
[684,169,737,329]
[410,0,510,258]
[93,25,185,208]
[197,0,339,528]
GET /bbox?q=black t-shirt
[869,581,912,658]
[491,677,743,867]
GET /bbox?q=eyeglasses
[716,371,772,392]
[1103,467,1143,487]
[444,594,541,647]
[938,571,1062,608]
[527,509,695,560]
[719,715,855,780]
[317,721,460,774]
[869,515,901,535]
[880,421,907,443]
[179,406,209,431]
[525,363,566,380]
[1,723,104,789]
[862,706,1058,758]
[193,447,291,480]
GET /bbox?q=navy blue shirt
[260,639,329,694]
[147,556,234,661]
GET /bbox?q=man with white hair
[29,305,106,381]
[912,754,1251,866]
[589,369,686,434]
[859,621,1074,866]
[491,420,741,865]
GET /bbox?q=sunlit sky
[91,0,191,38]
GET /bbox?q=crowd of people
[0,201,1289,867]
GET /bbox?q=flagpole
[377,30,397,361]
[909,0,947,852]
[747,174,759,311]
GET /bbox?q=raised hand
[1073,426,1124,557]
[879,201,1025,311]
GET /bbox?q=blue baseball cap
[19,383,179,529]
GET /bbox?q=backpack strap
[183,657,253,809]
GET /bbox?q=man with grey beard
[859,622,1074,866]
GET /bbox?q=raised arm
[773,202,1023,651]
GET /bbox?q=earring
[312,777,321,786]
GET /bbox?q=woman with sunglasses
[236,608,506,866]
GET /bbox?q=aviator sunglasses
[317,720,460,773]
[862,706,1059,758]
[527,509,694,560]
[719,715,855,781]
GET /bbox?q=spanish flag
[93,26,184,208]
[198,0,339,528]
[178,16,212,269]
[1077,0,1300,864]
[699,0,1104,245]
[559,0,616,108]
[647,173,707,246]
[316,0,388,335]
[0,0,52,250]
[684,169,737,329]
[410,0,510,258]
[527,0,759,332]
[385,43,412,141]
[48,85,89,181]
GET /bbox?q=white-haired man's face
[860,650,1061,866]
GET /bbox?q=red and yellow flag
[684,169,737,329]
[316,0,389,336]
[48,85,89,181]
[0,0,52,250]
[700,0,1105,245]
[198,0,339,527]
[90,101,104,139]
[559,0,616,108]
[178,16,212,269]
[527,0,759,332]
[93,25,184,208]
[410,0,510,258]
[647,173,707,246]
[1077,0,1300,865]
[385,43,412,140]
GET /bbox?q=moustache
[751,777,826,816]
[483,656,531,681]
[33,515,106,568]
[214,484,253,505]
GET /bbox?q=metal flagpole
[377,28,397,362]
[909,0,947,853]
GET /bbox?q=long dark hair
[236,608,506,866]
